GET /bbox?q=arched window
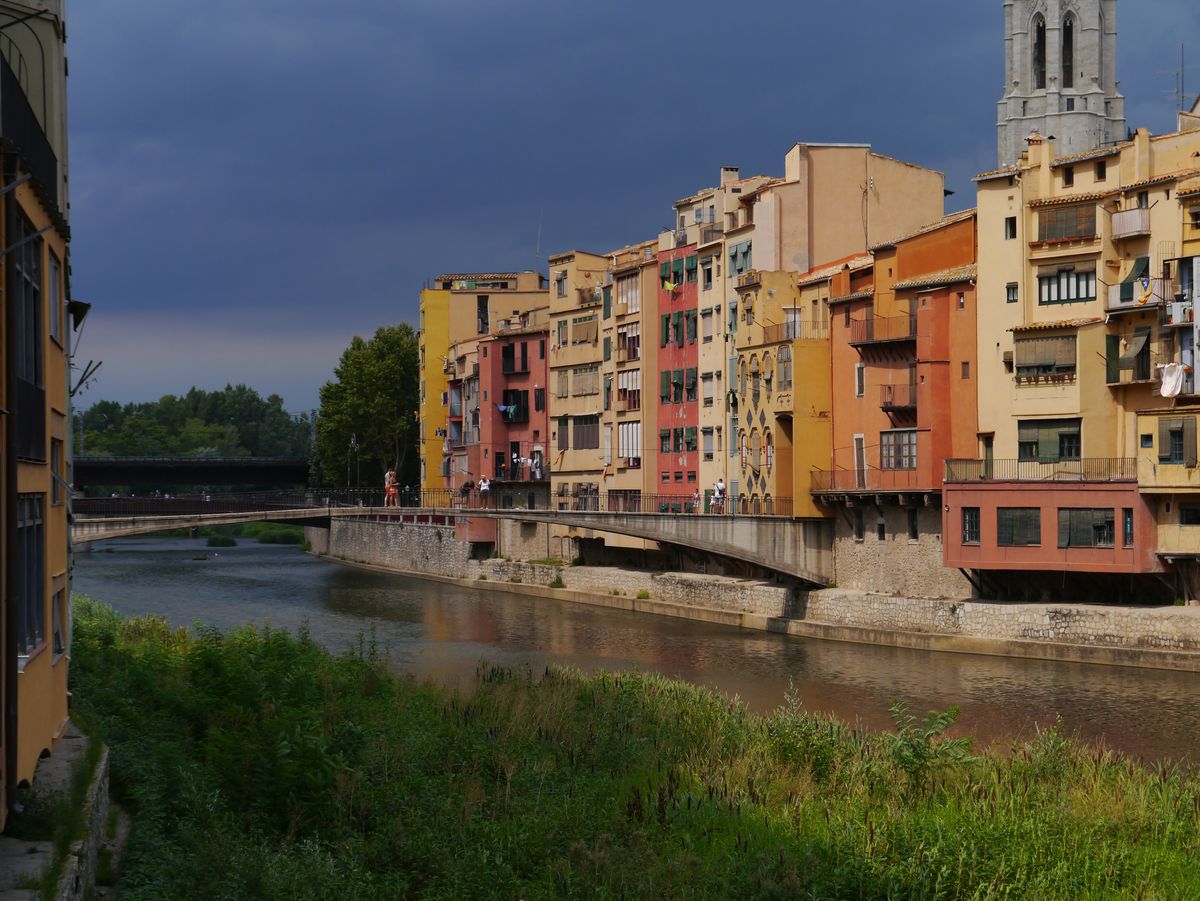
[765,431,774,472]
[739,359,747,398]
[1061,15,1074,88]
[740,432,748,469]
[751,430,762,470]
[777,346,793,390]
[762,352,773,388]
[1033,14,1046,89]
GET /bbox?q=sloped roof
[1011,317,1103,333]
[870,208,976,251]
[795,254,874,287]
[893,264,977,292]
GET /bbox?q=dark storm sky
[66,0,1199,410]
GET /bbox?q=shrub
[636,589,650,600]
[548,575,564,589]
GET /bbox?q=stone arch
[1032,12,1046,89]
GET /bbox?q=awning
[1120,256,1150,302]
[1119,330,1149,368]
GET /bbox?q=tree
[315,324,419,488]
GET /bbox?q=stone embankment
[309,518,1200,671]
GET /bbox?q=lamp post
[348,433,360,490]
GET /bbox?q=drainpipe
[3,167,18,813]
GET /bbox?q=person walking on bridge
[384,469,398,507]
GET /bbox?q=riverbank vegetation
[149,522,305,545]
[71,595,1200,899]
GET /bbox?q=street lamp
[348,433,360,490]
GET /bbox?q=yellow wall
[418,288,450,491]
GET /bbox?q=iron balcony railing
[762,319,828,343]
[880,383,917,411]
[849,315,917,346]
[1106,278,1174,313]
[700,224,724,245]
[943,457,1137,483]
[810,467,927,492]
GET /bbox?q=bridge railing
[73,488,795,519]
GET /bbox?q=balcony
[700,224,724,245]
[1105,331,1171,386]
[849,315,917,347]
[616,397,641,413]
[613,302,629,317]
[616,344,640,363]
[810,467,927,493]
[0,55,59,215]
[1111,208,1151,240]
[880,383,917,412]
[577,287,603,308]
[762,320,828,343]
[735,271,761,289]
[1106,278,1173,314]
[943,458,1136,483]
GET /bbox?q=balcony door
[854,435,866,489]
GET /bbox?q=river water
[73,538,1200,762]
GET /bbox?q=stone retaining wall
[312,518,1200,661]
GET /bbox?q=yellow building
[418,287,450,492]
[731,270,831,518]
[0,0,72,824]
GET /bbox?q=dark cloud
[67,0,1200,408]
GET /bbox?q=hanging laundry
[1160,362,1185,398]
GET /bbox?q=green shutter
[603,336,611,361]
[661,371,671,402]
[661,314,670,347]
[686,312,697,343]
[603,285,612,318]
[1105,334,1120,384]
[685,254,698,270]
[1186,416,1198,468]
[660,261,670,279]
[672,258,684,277]
[673,312,684,347]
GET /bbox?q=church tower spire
[997,0,1125,166]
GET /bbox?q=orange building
[814,211,979,597]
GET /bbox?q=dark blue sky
[68,0,1198,411]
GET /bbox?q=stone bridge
[71,493,834,586]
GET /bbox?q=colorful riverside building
[417,285,450,491]
[813,210,980,597]
[654,239,700,507]
[0,0,72,824]
[945,118,1200,601]
[433,272,548,551]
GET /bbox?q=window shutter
[603,285,611,319]
[603,336,611,361]
[1186,416,1198,468]
[660,261,670,279]
[1160,418,1175,461]
[1105,334,1120,383]
[672,312,684,347]
[661,314,670,347]
[686,312,697,343]
[660,371,671,402]
[1057,509,1071,548]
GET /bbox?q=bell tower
[997,0,1125,166]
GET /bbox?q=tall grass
[70,594,1200,900]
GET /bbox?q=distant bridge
[73,456,309,488]
[72,490,833,586]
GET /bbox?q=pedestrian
[479,476,491,507]
[692,488,702,514]
[384,468,398,507]
[712,478,725,514]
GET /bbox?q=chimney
[720,166,740,186]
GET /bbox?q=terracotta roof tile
[973,166,1020,182]
[871,208,976,251]
[1011,317,1103,333]
[1050,144,1128,168]
[1120,168,1200,193]
[1027,190,1113,208]
[828,289,874,306]
[893,264,977,291]
[795,254,874,287]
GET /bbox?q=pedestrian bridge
[72,491,833,586]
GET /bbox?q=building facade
[0,0,72,825]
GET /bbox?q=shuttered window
[1157,416,1197,466]
[1057,508,1115,548]
[997,507,1041,546]
[1017,418,1080,462]
[1014,335,1076,379]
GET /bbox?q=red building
[655,243,700,508]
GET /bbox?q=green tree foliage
[315,324,418,487]
[77,386,312,458]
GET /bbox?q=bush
[206,535,236,548]
[548,575,564,589]
[636,589,650,599]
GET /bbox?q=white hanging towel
[1160,362,1185,398]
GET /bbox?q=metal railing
[75,488,796,519]
[943,457,1137,482]
[810,467,927,492]
[880,383,917,411]
[1111,207,1151,240]
[762,319,828,343]
[849,315,917,346]
[1107,278,1174,313]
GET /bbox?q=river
[72,537,1200,762]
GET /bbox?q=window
[557,319,567,347]
[1018,418,1081,462]
[51,439,63,505]
[702,373,714,406]
[1137,190,1149,209]
[1033,14,1046,89]
[1061,14,1074,87]
[1004,216,1017,240]
[672,368,684,403]
[1057,508,1114,548]
[616,273,640,313]
[777,346,793,390]
[957,292,966,310]
[685,368,698,402]
[852,509,864,541]
[660,429,671,453]
[1181,506,1200,526]
[880,429,917,470]
[13,213,44,462]
[1037,206,1096,242]
[52,588,66,658]
[1157,417,1197,466]
[617,369,640,411]
[534,387,546,412]
[617,321,641,361]
[17,494,44,656]
[1014,335,1076,381]
[908,508,919,541]
[1006,283,1019,303]
[701,309,713,342]
[997,508,1041,546]
[685,310,698,344]
[476,296,490,334]
[571,315,598,344]
[48,252,62,346]
[686,255,698,284]
[1095,160,1107,182]
[685,427,698,453]
[557,415,569,451]
[702,264,713,290]
[572,415,600,449]
[617,421,641,463]
[855,363,865,397]
[962,507,980,545]
[672,428,683,453]
[555,273,567,297]
[555,369,569,398]
[1037,268,1095,304]
[961,361,970,379]
[662,471,670,483]
[1062,166,1074,187]
[702,427,714,461]
[1123,508,1134,547]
